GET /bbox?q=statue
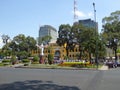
[36,43,45,64]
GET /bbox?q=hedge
[22,59,30,63]
[22,59,30,66]
[2,59,11,65]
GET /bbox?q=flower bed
[58,61,90,68]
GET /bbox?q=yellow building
[43,42,80,60]
[31,42,91,61]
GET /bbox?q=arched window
[73,55,74,57]
[54,50,60,57]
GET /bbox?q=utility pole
[93,2,98,69]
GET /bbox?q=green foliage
[26,36,37,51]
[32,62,39,64]
[0,50,5,58]
[117,49,120,53]
[33,55,39,62]
[0,63,4,66]
[11,56,16,61]
[2,59,11,65]
[38,35,52,44]
[2,34,37,57]
[48,54,54,65]
[22,59,30,63]
[57,24,74,57]
[22,59,30,66]
[64,56,70,60]
[57,23,106,60]
[57,24,71,46]
[102,10,120,42]
[2,59,11,63]
[71,23,105,59]
[17,51,28,60]
[2,34,10,44]
[11,56,17,65]
[102,10,120,60]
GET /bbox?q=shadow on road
[0,80,80,90]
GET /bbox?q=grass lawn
[29,64,74,69]
[0,63,4,66]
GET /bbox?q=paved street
[0,67,120,90]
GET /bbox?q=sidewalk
[10,64,24,68]
[98,65,108,70]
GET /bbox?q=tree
[102,10,120,61]
[33,55,39,63]
[83,29,96,61]
[12,34,36,52]
[26,36,37,53]
[71,24,92,59]
[57,23,105,61]
[71,23,106,62]
[1,35,11,57]
[48,53,53,65]
[4,34,37,59]
[57,24,74,58]
[13,34,26,51]
[2,34,10,44]
[38,35,52,45]
[11,55,17,65]
[17,51,28,60]
[8,41,19,55]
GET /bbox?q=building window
[73,55,74,57]
[76,48,78,52]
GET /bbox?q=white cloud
[75,10,86,17]
[0,38,4,49]
[73,10,93,19]
[0,33,4,48]
[0,38,2,43]
[88,12,93,17]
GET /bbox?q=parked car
[106,60,118,68]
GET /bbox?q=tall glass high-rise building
[39,25,57,44]
[79,19,98,31]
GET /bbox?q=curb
[15,66,99,71]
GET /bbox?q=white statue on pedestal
[36,43,44,56]
[40,43,44,55]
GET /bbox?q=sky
[0,0,120,48]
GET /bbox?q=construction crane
[74,0,78,22]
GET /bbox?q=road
[0,67,120,90]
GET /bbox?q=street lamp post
[113,38,118,62]
[93,3,96,30]
[93,2,98,69]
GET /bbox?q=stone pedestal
[39,55,44,64]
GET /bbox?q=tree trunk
[114,48,117,61]
[66,48,69,59]
[89,52,92,63]
[79,46,82,60]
